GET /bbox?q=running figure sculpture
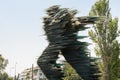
[37,5,101,80]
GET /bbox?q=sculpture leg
[37,45,63,80]
[62,47,90,80]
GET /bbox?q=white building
[19,66,46,80]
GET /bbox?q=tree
[62,63,81,80]
[89,0,120,80]
[0,54,13,80]
[26,72,30,80]
[0,72,14,80]
[0,54,8,73]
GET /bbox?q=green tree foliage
[26,72,30,80]
[0,72,13,80]
[0,54,8,73]
[62,63,81,80]
[89,0,120,80]
[0,54,13,80]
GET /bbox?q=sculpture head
[46,5,60,17]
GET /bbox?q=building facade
[18,66,46,80]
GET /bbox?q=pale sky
[0,0,120,77]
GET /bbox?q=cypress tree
[89,0,120,80]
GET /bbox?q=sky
[0,0,120,77]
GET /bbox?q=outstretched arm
[71,16,105,30]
